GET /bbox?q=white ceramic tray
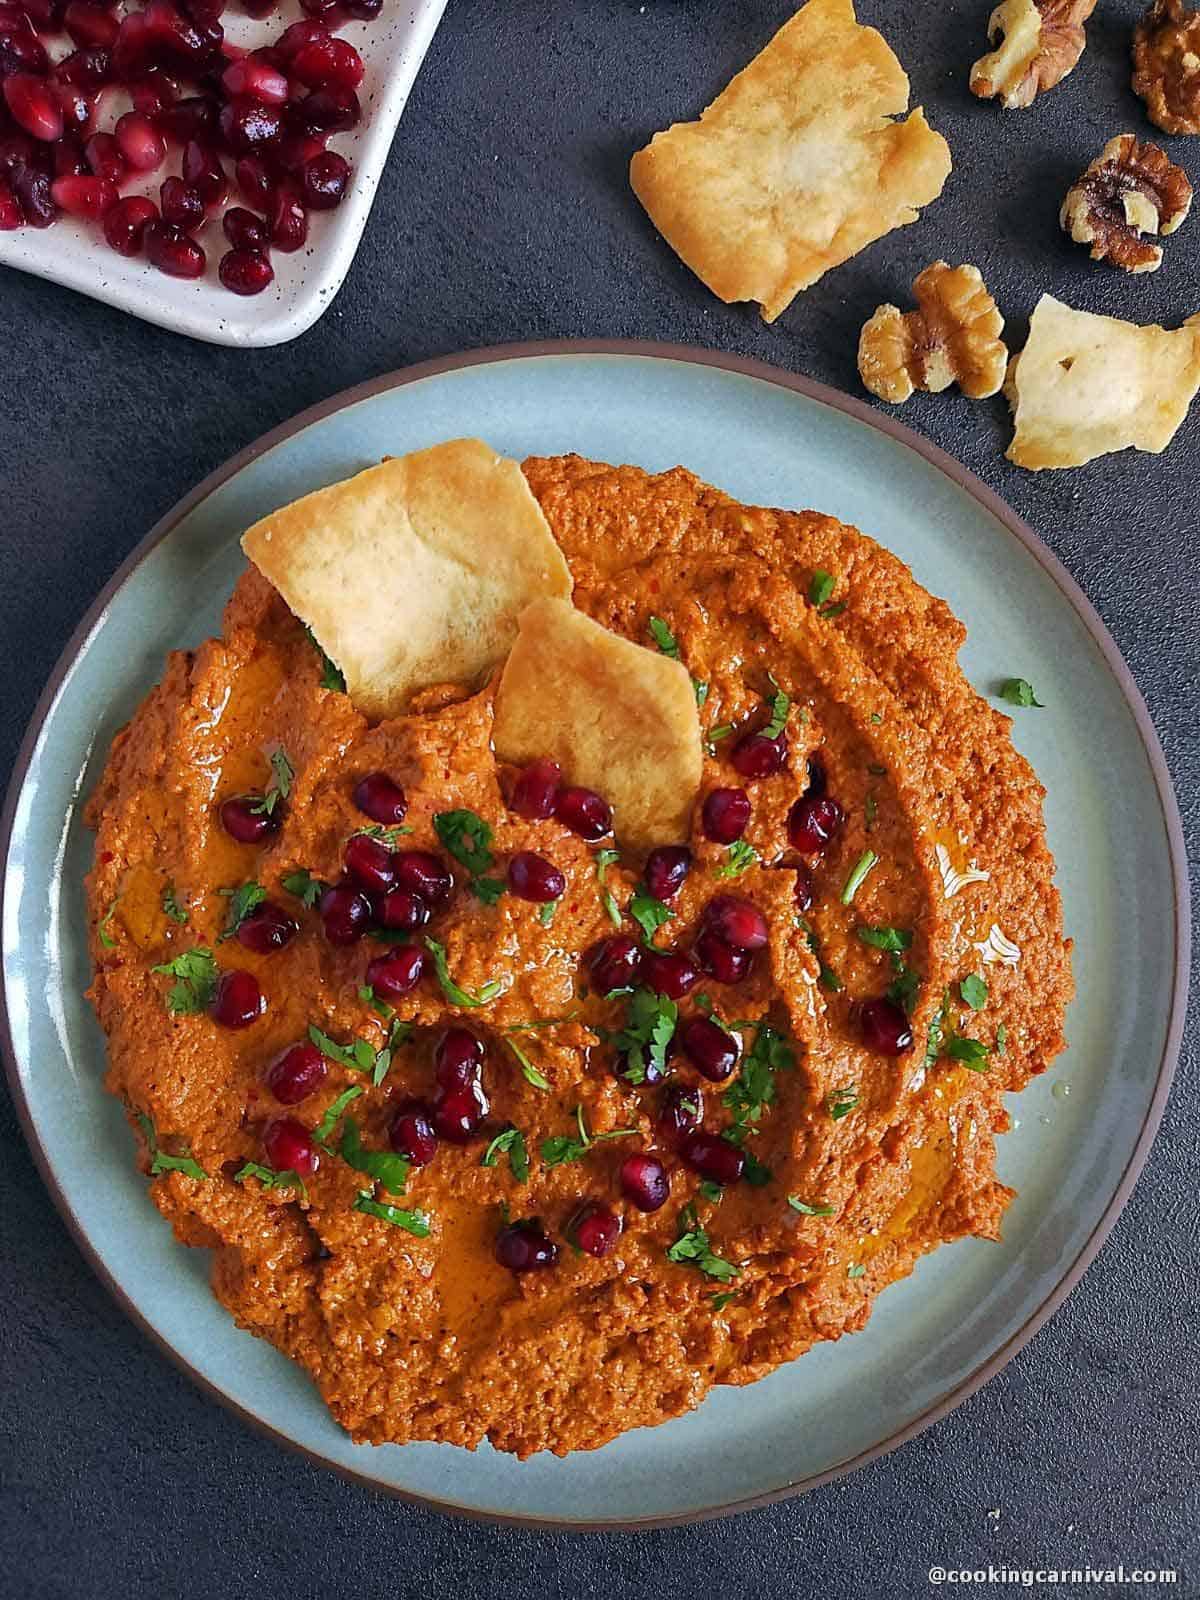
[0,0,446,345]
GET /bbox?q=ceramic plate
[1,344,1188,1526]
[0,1,446,347]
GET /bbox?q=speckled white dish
[0,345,1188,1525]
[0,1,446,346]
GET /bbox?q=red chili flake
[100,851,115,864]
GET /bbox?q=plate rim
[0,338,1190,1529]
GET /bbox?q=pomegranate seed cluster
[0,0,375,292]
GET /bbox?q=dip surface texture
[84,454,1073,1458]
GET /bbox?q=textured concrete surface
[1,1,1197,1595]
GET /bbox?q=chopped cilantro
[742,1148,773,1187]
[887,963,922,1016]
[840,849,879,906]
[847,1263,867,1279]
[787,1196,836,1216]
[234,1161,307,1201]
[136,1113,207,1180]
[313,1085,364,1149]
[282,868,325,909]
[818,964,843,993]
[799,918,842,992]
[694,679,709,710]
[358,982,394,1021]
[98,902,118,949]
[538,898,560,927]
[867,762,888,778]
[433,809,494,876]
[541,1105,639,1168]
[162,884,188,925]
[423,937,502,1008]
[339,1118,410,1194]
[959,973,989,1011]
[613,987,678,1084]
[469,876,506,906]
[218,880,266,940]
[304,625,346,693]
[924,989,951,1069]
[697,1179,724,1204]
[648,616,680,659]
[710,1291,737,1311]
[995,1023,1008,1056]
[1000,678,1043,709]
[248,748,294,817]
[308,1024,377,1075]
[481,1126,530,1183]
[723,1023,793,1131]
[372,1017,413,1085]
[629,888,674,946]
[352,824,412,846]
[856,925,911,954]
[666,1211,738,1283]
[715,840,758,879]
[504,1033,552,1091]
[151,947,218,1015]
[594,847,622,929]
[869,712,883,725]
[865,792,878,831]
[762,676,791,740]
[826,1085,859,1121]
[946,1036,991,1070]
[705,723,734,756]
[809,569,836,608]
[819,601,848,620]
[352,1192,430,1236]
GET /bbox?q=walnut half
[1061,135,1193,273]
[1133,0,1200,135]
[858,263,1007,405]
[971,0,1098,110]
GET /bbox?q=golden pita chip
[1006,294,1200,469]
[241,438,572,720]
[493,598,702,849]
[628,0,952,322]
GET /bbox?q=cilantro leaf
[762,676,790,740]
[541,1105,638,1168]
[339,1118,410,1194]
[423,937,502,1008]
[819,601,848,620]
[248,748,294,817]
[307,1024,377,1076]
[282,868,325,909]
[855,925,911,954]
[887,963,922,1016]
[234,1161,307,1201]
[787,1196,836,1216]
[162,884,188,925]
[98,902,118,949]
[304,625,346,693]
[505,1033,552,1091]
[613,987,678,1084]
[945,1036,991,1070]
[352,824,412,846]
[715,840,758,879]
[538,898,560,927]
[358,982,394,1021]
[666,1212,739,1282]
[809,570,836,608]
[648,616,680,659]
[723,1023,793,1129]
[1000,678,1043,709]
[742,1148,773,1187]
[469,876,506,906]
[313,1085,364,1149]
[925,989,951,1068]
[629,888,674,946]
[826,1085,859,1121]
[352,1192,430,1236]
[693,679,709,709]
[705,723,734,749]
[847,1263,867,1279]
[136,1113,207,1180]
[711,1291,737,1311]
[151,947,218,1015]
[594,847,622,929]
[433,809,494,876]
[995,1023,1008,1056]
[481,1126,530,1183]
[698,1179,724,1204]
[840,849,879,906]
[959,973,988,1012]
[218,880,266,940]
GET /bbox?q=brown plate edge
[0,337,1190,1532]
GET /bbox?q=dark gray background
[1,1,1196,1595]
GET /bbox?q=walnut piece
[858,263,1007,405]
[1133,0,1200,134]
[971,0,1098,109]
[1061,134,1193,273]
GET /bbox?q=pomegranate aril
[554,785,612,841]
[265,1041,326,1105]
[52,138,89,177]
[111,10,149,76]
[268,180,305,250]
[143,217,204,276]
[235,900,298,954]
[300,146,347,209]
[84,130,124,184]
[159,93,216,143]
[269,128,325,175]
[291,35,363,90]
[681,1130,745,1187]
[434,1027,484,1090]
[209,968,265,1029]
[115,111,165,172]
[860,997,914,1056]
[702,787,750,844]
[55,47,111,90]
[620,1152,669,1212]
[392,851,451,905]
[364,945,425,1000]
[495,1218,557,1271]
[10,160,53,223]
[52,86,92,139]
[702,893,768,951]
[0,132,39,176]
[296,85,359,133]
[787,794,844,855]
[64,1,118,50]
[5,75,64,143]
[571,1203,621,1259]
[510,758,561,821]
[694,929,752,986]
[507,850,565,904]
[433,1080,488,1144]
[221,54,287,104]
[640,948,699,1001]
[657,1083,703,1151]
[0,24,47,79]
[343,832,396,895]
[342,0,381,16]
[678,1015,739,1082]
[0,177,20,227]
[317,883,371,945]
[299,0,340,19]
[49,171,114,217]
[589,934,642,996]
[262,1115,319,1177]
[353,771,407,826]
[10,0,58,30]
[793,863,815,914]
[180,135,225,203]
[806,755,828,797]
[731,730,788,779]
[275,18,330,61]
[221,202,268,246]
[159,174,202,225]
[128,71,177,117]
[218,93,283,153]
[219,794,280,843]
[643,845,690,902]
[234,152,272,205]
[142,1,223,74]
[389,1101,437,1166]
[373,888,430,933]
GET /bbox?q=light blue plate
[1,345,1188,1527]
